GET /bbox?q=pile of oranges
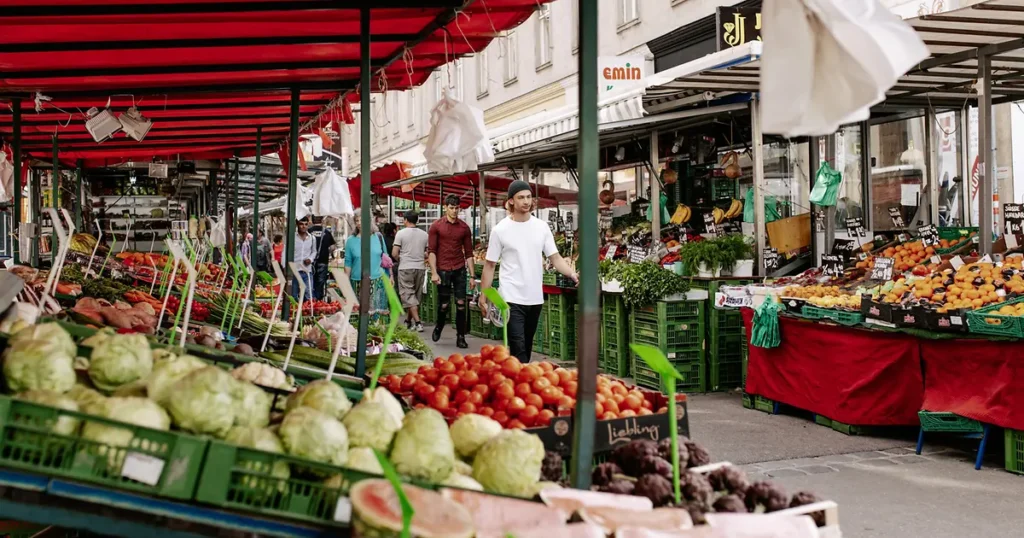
[880,258,1024,313]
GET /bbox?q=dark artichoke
[706,465,749,494]
[541,451,564,483]
[591,462,624,487]
[633,473,674,507]
[712,494,747,513]
[685,441,711,468]
[640,455,673,479]
[680,471,714,509]
[790,491,826,527]
[745,481,789,513]
[611,439,660,476]
[684,503,707,525]
[599,479,635,495]
[657,435,690,466]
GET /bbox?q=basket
[800,305,863,326]
[917,411,983,434]
[966,296,1024,338]
[1006,429,1024,475]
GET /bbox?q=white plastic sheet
[424,93,494,175]
[760,0,929,137]
[311,167,354,217]
[0,153,13,203]
[209,218,226,247]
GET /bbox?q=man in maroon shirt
[428,194,476,348]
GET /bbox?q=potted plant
[678,239,726,278]
[717,234,754,276]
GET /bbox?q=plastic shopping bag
[312,168,353,217]
[423,93,490,175]
[210,218,226,248]
[0,154,12,203]
[743,189,781,223]
[809,161,842,207]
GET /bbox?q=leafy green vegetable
[3,323,78,393]
[471,430,544,497]
[286,379,352,420]
[165,366,237,438]
[279,407,349,466]
[618,261,690,309]
[88,333,154,394]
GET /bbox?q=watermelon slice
[350,479,474,538]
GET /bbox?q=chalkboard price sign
[821,254,844,277]
[626,245,649,263]
[1005,203,1024,235]
[703,213,721,236]
[888,207,905,228]
[831,239,857,261]
[763,248,780,271]
[918,225,939,247]
[845,217,866,237]
[871,257,895,281]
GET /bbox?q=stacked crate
[599,293,630,378]
[420,283,437,324]
[547,293,576,361]
[630,299,706,392]
[691,279,752,391]
[532,306,547,355]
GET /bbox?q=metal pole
[570,0,598,490]
[31,170,40,268]
[472,183,478,241]
[284,88,301,322]
[253,126,262,270]
[808,136,820,263]
[650,130,661,239]
[751,98,767,276]
[959,108,970,225]
[75,159,83,231]
[824,135,836,248]
[209,170,218,216]
[926,110,939,226]
[860,121,871,229]
[979,53,994,254]
[232,153,240,253]
[355,7,372,379]
[52,135,58,264]
[11,99,21,265]
[479,172,487,238]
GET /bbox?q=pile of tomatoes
[378,345,663,429]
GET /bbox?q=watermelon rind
[350,479,474,538]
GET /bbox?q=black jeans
[313,263,329,300]
[508,303,544,363]
[436,267,468,336]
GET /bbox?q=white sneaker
[416,322,424,333]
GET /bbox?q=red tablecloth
[741,309,924,426]
[920,339,1024,430]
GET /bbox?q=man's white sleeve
[542,225,558,257]
[485,228,502,263]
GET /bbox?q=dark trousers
[508,303,544,363]
[313,263,329,300]
[436,267,468,336]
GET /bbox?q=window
[535,4,552,70]
[503,30,518,85]
[476,52,489,97]
[454,59,464,101]
[433,71,443,104]
[571,0,579,53]
[618,0,639,28]
[870,117,929,231]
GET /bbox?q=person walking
[255,230,271,272]
[392,211,429,332]
[292,219,315,301]
[240,233,253,266]
[479,181,576,362]
[428,194,475,349]
[309,218,337,300]
[344,215,389,322]
[272,234,284,266]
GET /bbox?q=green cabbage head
[442,473,484,491]
[224,426,290,484]
[231,379,271,428]
[165,367,237,438]
[146,354,207,405]
[81,328,115,348]
[279,407,349,467]
[345,446,384,476]
[342,401,400,453]
[66,384,107,415]
[285,380,352,420]
[449,414,502,459]
[80,396,171,471]
[389,408,454,483]
[472,430,544,497]
[15,390,81,436]
[88,333,153,393]
[3,323,77,393]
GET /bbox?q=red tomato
[611,383,628,397]
[657,406,668,414]
[500,358,522,378]
[414,383,434,401]
[440,374,461,391]
[492,411,510,426]
[539,386,559,405]
[531,377,552,393]
[434,385,451,398]
[563,381,578,398]
[543,371,560,386]
[595,401,604,416]
[480,344,495,359]
[537,361,554,373]
[488,373,508,388]
[492,348,510,363]
[422,367,441,384]
[430,391,450,411]
[519,405,539,426]
[492,397,510,412]
[465,354,482,366]
[623,395,642,412]
[439,362,457,375]
[619,410,637,417]
[641,399,653,410]
[454,389,472,405]
[448,353,464,362]
[558,396,575,409]
[458,402,477,414]
[481,359,497,370]
[414,403,426,409]
[604,399,620,415]
[417,365,429,375]
[495,383,515,400]
[467,391,483,406]
[515,382,533,400]
[435,357,448,368]
[400,374,417,391]
[507,396,526,416]
[524,393,544,409]
[536,409,555,426]
[478,406,495,417]
[459,370,480,389]
[601,411,618,420]
[442,407,458,419]
[449,355,466,370]
[472,384,490,399]
[507,419,527,429]
[555,369,572,386]
[638,408,653,416]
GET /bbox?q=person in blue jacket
[344,215,388,321]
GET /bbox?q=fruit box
[779,297,807,315]
[860,296,895,324]
[893,305,929,329]
[923,308,969,333]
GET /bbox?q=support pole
[808,136,820,263]
[355,7,372,379]
[472,184,478,241]
[926,110,939,226]
[12,99,21,265]
[52,135,59,265]
[232,153,240,253]
[979,53,994,254]
[751,98,767,276]
[650,130,661,239]
[75,159,83,231]
[253,126,262,270]
[959,108,970,225]
[570,0,598,490]
[479,172,487,238]
[284,88,301,322]
[31,170,40,268]
[209,170,218,216]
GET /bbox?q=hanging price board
[918,225,939,247]
[626,244,649,263]
[888,207,905,228]
[1005,203,1024,235]
[831,239,857,261]
[703,213,721,236]
[845,217,866,238]
[762,248,780,271]
[821,254,845,277]
[870,257,895,281]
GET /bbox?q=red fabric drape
[920,339,1024,430]
[742,309,924,426]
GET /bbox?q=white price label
[605,245,618,259]
[930,255,941,265]
[980,254,993,263]
[1007,234,1019,250]
[121,452,165,486]
[334,496,353,522]
[950,256,965,270]
[950,316,963,326]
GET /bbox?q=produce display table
[920,339,1024,431]
[741,309,925,426]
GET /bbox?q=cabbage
[14,390,80,436]
[224,426,290,482]
[389,408,454,483]
[231,380,271,428]
[80,396,171,471]
[151,348,180,365]
[472,430,544,497]
[88,333,153,393]
[165,367,237,438]
[112,379,148,397]
[346,446,384,475]
[3,323,77,393]
[453,459,473,477]
[66,384,107,415]
[279,407,349,467]
[361,387,403,430]
[146,354,206,405]
[449,414,502,459]
[442,473,484,491]
[81,329,115,348]
[232,362,290,389]
[342,401,400,453]
[285,380,352,420]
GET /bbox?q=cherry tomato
[399,374,417,391]
[459,370,480,389]
[495,383,515,400]
[500,358,522,378]
[536,409,555,426]
[478,406,495,417]
[430,391,450,411]
[531,377,552,393]
[439,362,457,375]
[458,402,477,414]
[472,384,490,399]
[515,382,533,399]
[507,419,527,429]
[524,393,544,409]
[454,389,472,405]
[467,391,483,406]
[422,367,440,384]
[507,396,526,416]
[519,405,539,426]
[492,411,510,426]
[440,374,461,391]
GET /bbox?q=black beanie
[508,180,532,199]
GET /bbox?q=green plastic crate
[918,411,984,434]
[547,295,576,360]
[1006,429,1024,475]
[709,332,745,391]
[195,440,377,526]
[631,300,705,353]
[967,296,1024,338]
[741,327,749,387]
[631,347,705,393]
[599,348,629,379]
[0,396,207,500]
[711,178,738,201]
[533,308,547,354]
[814,414,833,427]
[709,307,744,335]
[742,392,775,413]
[800,305,863,326]
[469,309,489,338]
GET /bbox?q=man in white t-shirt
[479,181,577,362]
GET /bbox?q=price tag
[897,233,910,243]
[1007,233,1019,250]
[605,245,618,259]
[972,235,980,244]
[565,229,575,241]
[703,213,720,236]
[918,225,939,247]
[845,217,866,238]
[121,452,165,486]
[626,244,649,263]
[762,248,780,271]
[857,251,868,261]
[821,254,844,277]
[950,255,965,270]
[870,257,895,280]
[333,496,353,522]
[831,239,857,261]
[1004,203,1024,234]
[930,255,941,265]
[888,207,906,228]
[950,315,963,326]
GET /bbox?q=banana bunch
[69,233,97,253]
[724,198,744,219]
[713,207,726,224]
[670,204,692,224]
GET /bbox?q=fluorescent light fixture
[614,146,626,162]
[119,107,153,141]
[84,107,122,143]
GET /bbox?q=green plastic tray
[1006,429,1024,475]
[918,411,984,434]
[800,305,863,326]
[966,296,1024,338]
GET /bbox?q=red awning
[0,1,549,162]
[347,161,411,209]
[381,173,573,209]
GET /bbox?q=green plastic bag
[751,299,781,349]
[647,193,671,224]
[743,189,781,224]
[809,162,842,207]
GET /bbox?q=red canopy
[380,173,572,209]
[0,1,548,164]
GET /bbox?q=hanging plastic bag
[751,299,781,348]
[0,153,13,203]
[423,93,491,175]
[809,161,842,206]
[760,0,928,137]
[646,193,671,225]
[311,168,354,217]
[210,218,226,248]
[743,189,781,224]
